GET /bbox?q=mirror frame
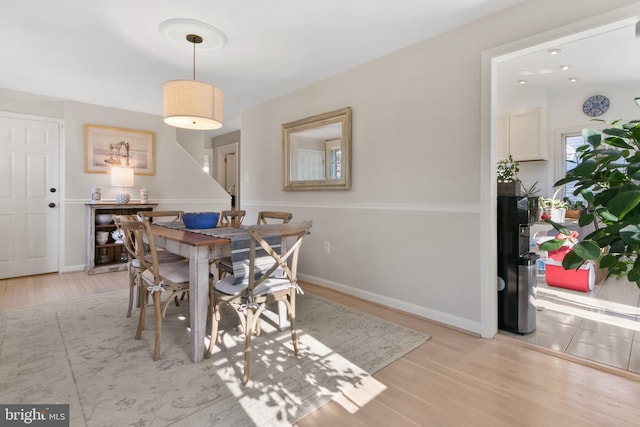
[282,107,352,191]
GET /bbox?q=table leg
[189,245,210,363]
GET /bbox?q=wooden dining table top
[149,223,232,247]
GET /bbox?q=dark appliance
[497,195,538,334]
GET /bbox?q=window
[562,133,586,202]
[329,147,342,179]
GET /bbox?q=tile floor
[499,271,640,373]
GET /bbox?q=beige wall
[0,94,230,270]
[239,0,640,336]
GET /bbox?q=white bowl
[96,214,113,225]
[96,231,109,244]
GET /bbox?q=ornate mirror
[282,107,352,191]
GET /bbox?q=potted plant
[521,180,540,220]
[541,100,640,288]
[538,185,569,222]
[563,197,585,218]
[539,196,568,222]
[497,155,521,195]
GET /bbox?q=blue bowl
[183,212,220,229]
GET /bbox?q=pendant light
[163,34,223,130]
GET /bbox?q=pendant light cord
[186,34,203,81]
[192,38,196,80]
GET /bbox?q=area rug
[0,289,429,426]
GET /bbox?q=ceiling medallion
[159,18,228,51]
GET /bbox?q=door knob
[49,187,57,193]
[48,202,56,208]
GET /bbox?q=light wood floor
[2,271,640,426]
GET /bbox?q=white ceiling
[496,18,640,89]
[3,1,635,136]
[1,0,522,135]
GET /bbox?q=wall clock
[582,95,610,117]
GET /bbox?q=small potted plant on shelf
[497,155,521,195]
[564,197,586,218]
[521,180,540,220]
[538,185,569,222]
[539,196,568,222]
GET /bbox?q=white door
[297,149,325,180]
[225,152,237,192]
[0,114,60,279]
[214,142,239,208]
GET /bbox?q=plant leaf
[608,190,640,219]
[578,212,594,227]
[620,223,640,245]
[561,250,585,270]
[571,240,601,260]
[628,265,640,282]
[599,254,618,268]
[569,159,597,177]
[538,239,566,251]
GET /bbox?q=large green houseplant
[541,102,640,288]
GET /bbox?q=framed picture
[84,124,155,175]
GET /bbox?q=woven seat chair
[219,209,246,227]
[121,218,208,360]
[216,211,293,279]
[205,220,312,384]
[117,211,187,317]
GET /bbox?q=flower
[555,230,579,247]
[539,229,579,252]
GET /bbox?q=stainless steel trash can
[517,252,538,334]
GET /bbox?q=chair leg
[205,301,221,359]
[153,291,162,361]
[135,287,147,339]
[289,295,299,356]
[243,309,254,385]
[127,276,134,318]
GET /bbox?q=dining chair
[137,211,188,307]
[256,210,293,225]
[219,209,246,227]
[122,218,199,360]
[216,211,293,279]
[205,220,312,385]
[113,214,141,317]
[138,210,183,224]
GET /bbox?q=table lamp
[111,166,134,204]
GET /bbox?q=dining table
[149,224,232,363]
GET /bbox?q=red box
[545,261,595,292]
[547,245,572,262]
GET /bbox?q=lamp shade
[110,167,134,187]
[163,80,223,130]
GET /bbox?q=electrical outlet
[323,241,331,254]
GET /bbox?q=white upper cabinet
[497,108,547,161]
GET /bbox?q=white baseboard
[60,265,85,273]
[299,273,483,336]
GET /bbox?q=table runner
[159,222,282,283]
[158,222,251,241]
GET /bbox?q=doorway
[214,142,239,209]
[487,8,640,372]
[0,112,62,279]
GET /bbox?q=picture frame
[84,124,155,175]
